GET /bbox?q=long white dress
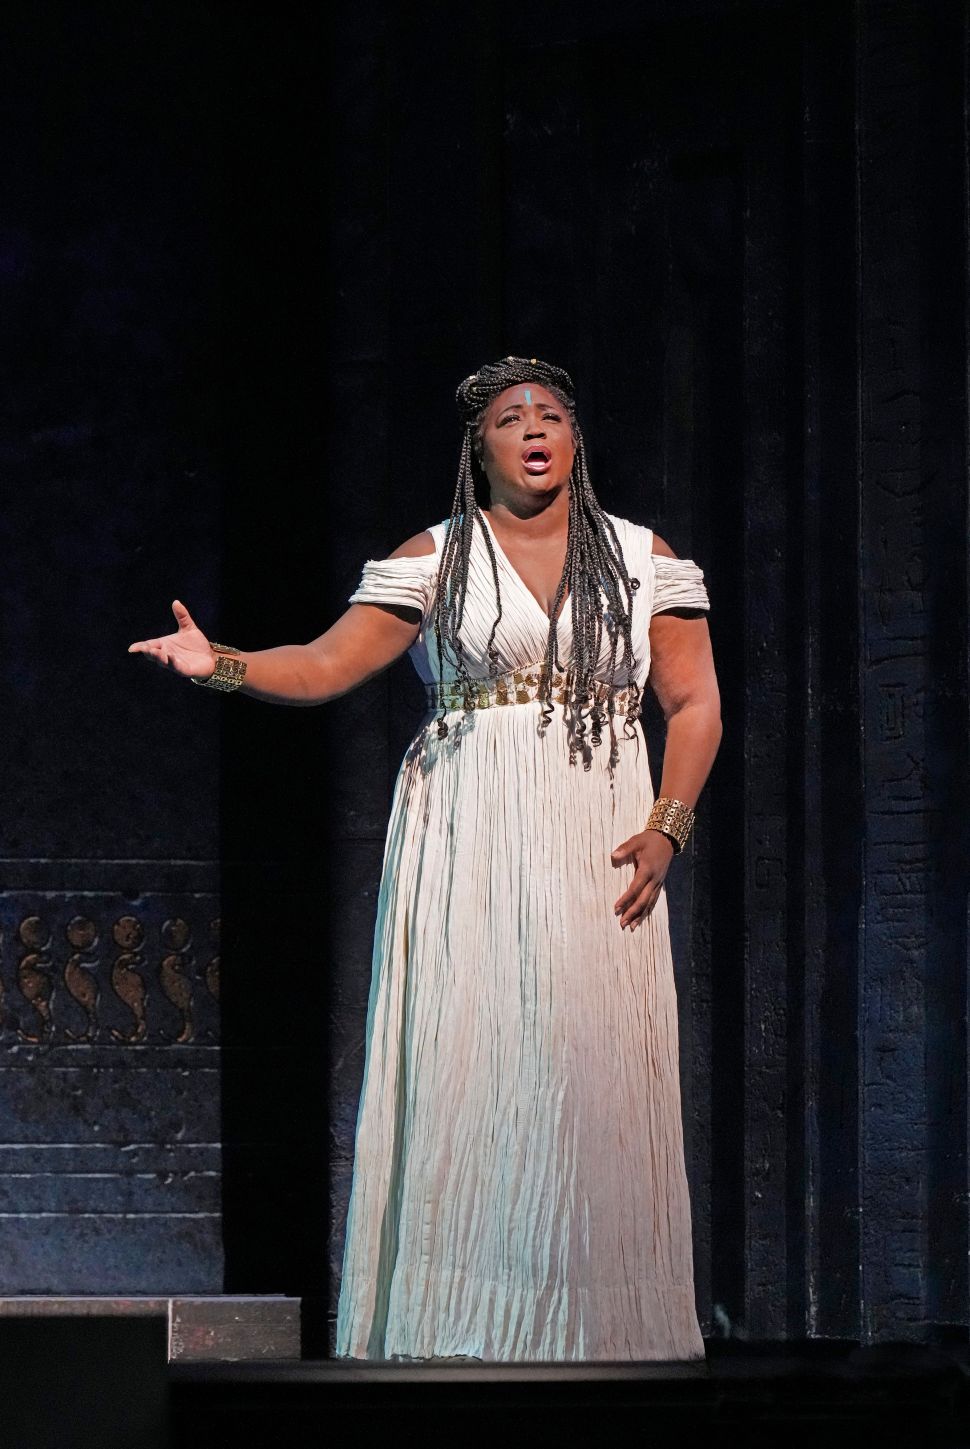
[335,511,710,1362]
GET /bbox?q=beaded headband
[455,355,577,429]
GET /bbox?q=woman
[130,356,721,1363]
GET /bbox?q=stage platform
[0,1294,300,1360]
[2,1300,967,1444]
[169,1341,970,1448]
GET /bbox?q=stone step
[0,1295,300,1361]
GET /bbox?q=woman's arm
[227,600,424,705]
[128,531,436,705]
[611,533,722,931]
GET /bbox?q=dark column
[856,0,969,1342]
[0,0,224,1295]
[799,0,863,1341]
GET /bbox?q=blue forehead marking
[524,388,533,404]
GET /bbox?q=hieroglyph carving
[2,914,221,1046]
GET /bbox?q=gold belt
[425,665,634,713]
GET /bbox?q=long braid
[433,429,504,735]
[435,356,642,767]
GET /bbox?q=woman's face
[478,383,576,503]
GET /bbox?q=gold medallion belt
[425,665,635,713]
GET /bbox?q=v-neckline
[479,511,571,626]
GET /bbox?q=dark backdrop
[1,0,967,1353]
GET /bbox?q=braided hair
[433,356,642,769]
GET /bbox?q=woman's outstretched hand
[611,829,675,931]
[128,600,214,681]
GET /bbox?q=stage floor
[169,1340,970,1448]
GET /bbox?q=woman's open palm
[128,600,214,680]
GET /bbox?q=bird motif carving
[159,917,194,1043]
[109,916,148,1043]
[17,916,53,1044]
[64,916,100,1042]
[205,919,220,1002]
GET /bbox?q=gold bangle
[647,796,695,854]
[191,642,247,693]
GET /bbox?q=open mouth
[522,447,552,475]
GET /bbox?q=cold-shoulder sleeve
[348,553,438,615]
[650,555,710,616]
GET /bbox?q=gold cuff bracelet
[647,796,696,854]
[191,642,247,693]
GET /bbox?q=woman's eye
[496,410,562,428]
[499,411,561,425]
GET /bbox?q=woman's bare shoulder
[609,512,678,560]
[386,530,436,559]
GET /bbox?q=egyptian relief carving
[110,916,148,1044]
[159,917,194,1044]
[205,919,220,1004]
[16,917,54,1044]
[64,915,100,1042]
[2,909,221,1046]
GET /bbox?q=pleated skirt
[335,701,704,1362]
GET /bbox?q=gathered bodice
[349,512,710,691]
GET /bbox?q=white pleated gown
[335,512,710,1362]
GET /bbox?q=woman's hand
[610,829,675,931]
[128,600,214,680]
